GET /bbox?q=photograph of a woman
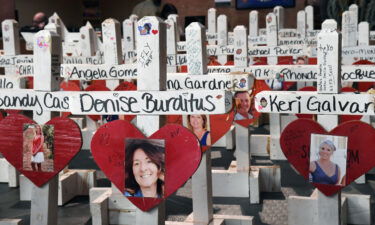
[309,134,347,186]
[124,139,165,198]
[187,115,211,146]
[23,124,55,172]
[31,125,44,171]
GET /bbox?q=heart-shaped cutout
[0,114,82,187]
[280,119,375,196]
[91,120,201,211]
[235,80,270,127]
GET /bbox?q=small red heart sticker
[152,29,158,35]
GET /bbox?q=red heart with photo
[0,114,82,187]
[280,119,375,196]
[91,120,201,211]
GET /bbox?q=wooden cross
[255,19,374,225]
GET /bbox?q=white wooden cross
[248,6,318,47]
[0,17,232,225]
[0,19,23,188]
[29,28,61,225]
[255,20,373,225]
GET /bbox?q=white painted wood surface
[0,219,23,225]
[80,23,96,57]
[305,5,314,31]
[168,14,180,42]
[2,20,20,78]
[30,29,61,225]
[342,10,357,65]
[166,19,177,73]
[102,19,122,90]
[60,63,137,80]
[254,91,375,115]
[122,19,136,63]
[0,55,33,66]
[273,6,284,30]
[316,20,341,225]
[207,8,216,45]
[234,26,248,69]
[187,21,213,225]
[167,73,253,91]
[297,11,306,39]
[217,15,228,65]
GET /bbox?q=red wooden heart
[280,119,375,196]
[0,114,82,187]
[91,120,201,211]
[235,80,270,127]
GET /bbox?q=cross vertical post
[102,19,122,90]
[30,28,61,225]
[316,19,341,225]
[134,16,167,225]
[187,22,213,225]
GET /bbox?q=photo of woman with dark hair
[124,139,165,198]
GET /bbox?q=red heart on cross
[280,119,375,196]
[0,114,82,187]
[91,120,201,211]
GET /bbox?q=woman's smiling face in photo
[189,115,204,130]
[132,148,160,190]
[319,143,334,160]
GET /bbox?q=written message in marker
[167,73,253,91]
[166,54,187,66]
[205,65,375,82]
[0,77,18,89]
[15,64,34,76]
[0,55,33,66]
[62,55,103,65]
[70,90,232,115]
[0,90,232,115]
[255,91,375,115]
[342,46,375,58]
[247,45,310,57]
[0,90,70,115]
[60,64,137,80]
